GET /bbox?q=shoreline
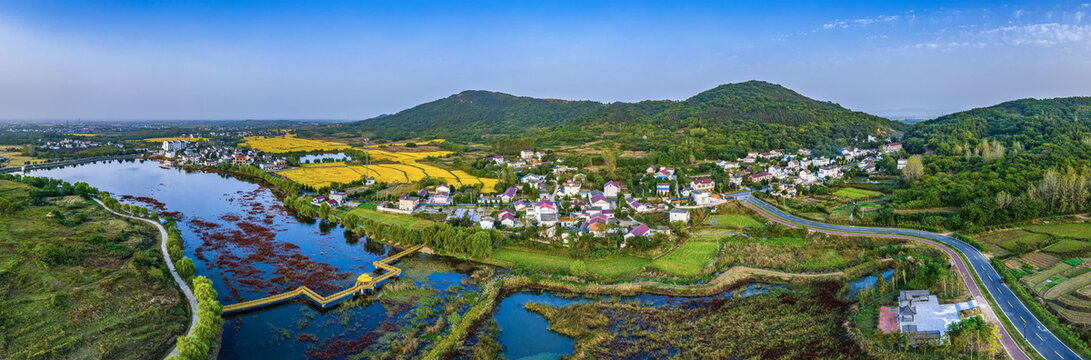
[92,198,201,360]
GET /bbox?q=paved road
[94,199,199,359]
[729,191,1081,360]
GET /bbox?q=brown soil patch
[1022,251,1061,269]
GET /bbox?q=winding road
[729,191,1081,360]
[93,199,198,360]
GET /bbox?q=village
[268,140,909,247]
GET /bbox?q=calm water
[29,159,794,359]
[493,284,783,360]
[28,159,477,359]
[846,269,896,298]
[299,152,353,163]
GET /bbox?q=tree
[176,257,196,280]
[902,156,924,181]
[602,148,617,177]
[470,231,493,258]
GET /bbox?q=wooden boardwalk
[222,244,424,314]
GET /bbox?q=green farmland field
[651,240,719,276]
[833,187,881,200]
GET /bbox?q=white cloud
[822,15,899,30]
[983,23,1091,46]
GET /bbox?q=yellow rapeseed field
[367,149,453,162]
[244,135,349,153]
[280,164,410,187]
[386,139,445,146]
[262,136,496,192]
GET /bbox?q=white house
[520,150,535,160]
[656,183,671,196]
[897,158,908,170]
[888,290,978,339]
[328,190,347,205]
[690,178,714,191]
[590,194,611,209]
[604,181,621,198]
[398,196,419,212]
[669,208,690,223]
[500,187,519,203]
[881,143,903,153]
[162,140,188,151]
[479,216,495,229]
[693,190,713,205]
[818,166,842,179]
[563,181,582,196]
[521,174,544,184]
[729,174,743,186]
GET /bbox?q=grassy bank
[0,180,186,359]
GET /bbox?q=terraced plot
[1043,239,1091,255]
[832,187,881,200]
[1025,223,1091,239]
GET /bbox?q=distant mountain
[568,81,901,158]
[307,81,903,156]
[903,97,1091,154]
[323,90,605,141]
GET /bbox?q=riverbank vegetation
[527,282,861,359]
[0,176,186,360]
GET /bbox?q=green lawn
[344,207,433,229]
[999,233,1051,252]
[833,187,881,200]
[692,229,738,241]
[706,214,763,229]
[651,240,719,276]
[1025,223,1091,240]
[1043,239,1091,255]
[491,248,651,278]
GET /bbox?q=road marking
[1020,316,1026,324]
[1055,350,1062,358]
[1037,333,1043,341]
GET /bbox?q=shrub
[175,257,196,280]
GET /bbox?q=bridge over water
[222,244,425,314]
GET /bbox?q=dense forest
[892,97,1091,230]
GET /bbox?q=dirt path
[93,199,198,360]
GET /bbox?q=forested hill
[310,81,902,156]
[318,90,606,141]
[903,97,1091,155]
[564,81,902,161]
[891,96,1091,230]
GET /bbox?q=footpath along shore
[93,199,199,360]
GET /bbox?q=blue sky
[1,1,1091,120]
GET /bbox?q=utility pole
[364,138,370,184]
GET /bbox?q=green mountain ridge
[328,90,606,141]
[904,97,1091,154]
[310,80,903,148]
